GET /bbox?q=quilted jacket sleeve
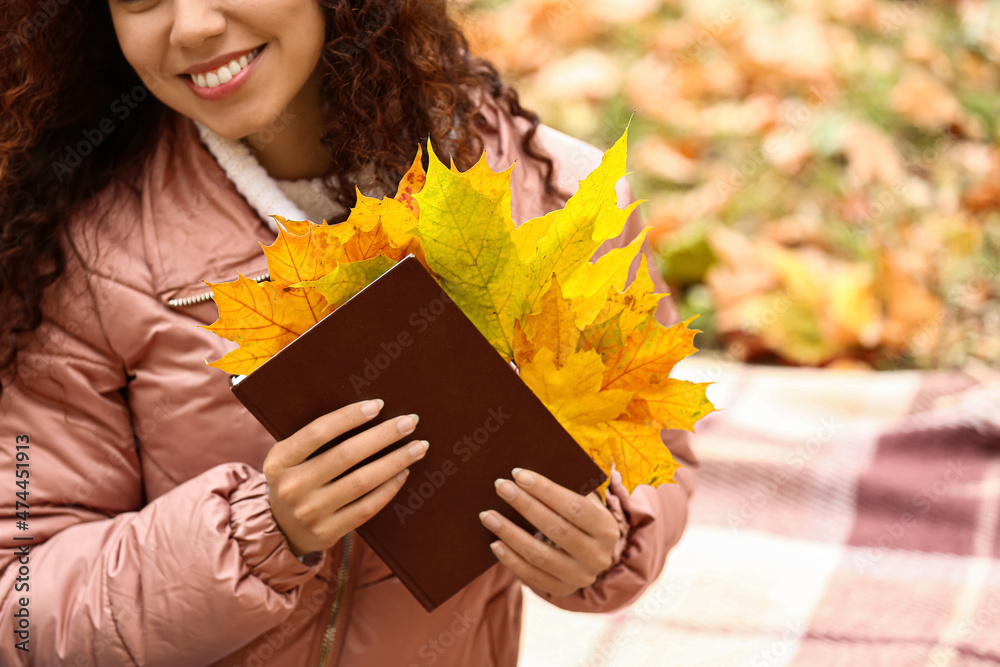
[0,245,328,666]
[522,124,700,614]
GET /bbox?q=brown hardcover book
[230,255,607,612]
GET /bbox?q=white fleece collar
[193,120,316,235]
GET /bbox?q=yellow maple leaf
[394,146,427,215]
[590,254,665,333]
[202,275,330,374]
[515,126,641,319]
[597,419,680,491]
[338,223,410,263]
[626,379,715,433]
[578,310,625,360]
[603,315,700,394]
[515,271,712,490]
[517,342,687,494]
[312,189,418,259]
[600,314,713,435]
[262,225,342,286]
[451,149,513,203]
[414,143,525,359]
[518,347,634,453]
[271,215,320,236]
[514,275,581,368]
[580,254,668,361]
[206,340,276,376]
[296,254,397,311]
[563,228,649,327]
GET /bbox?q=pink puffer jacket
[0,98,698,666]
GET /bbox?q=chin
[195,112,277,142]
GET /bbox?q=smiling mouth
[187,46,263,89]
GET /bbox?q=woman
[0,1,698,665]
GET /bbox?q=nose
[169,0,227,49]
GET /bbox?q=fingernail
[397,414,419,433]
[479,510,501,530]
[495,478,517,500]
[396,469,410,483]
[361,399,384,417]
[408,440,429,458]
[512,468,534,487]
[490,541,505,557]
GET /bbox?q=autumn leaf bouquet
[201,128,714,494]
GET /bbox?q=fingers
[490,540,576,596]
[482,469,621,588]
[264,398,386,475]
[508,468,619,543]
[315,437,429,510]
[311,467,412,545]
[300,412,420,488]
[488,478,591,557]
[479,517,593,596]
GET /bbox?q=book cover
[231,255,608,611]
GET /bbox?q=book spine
[356,524,438,613]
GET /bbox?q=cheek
[109,15,160,81]
[108,13,188,108]
[275,10,326,88]
[289,1,326,61]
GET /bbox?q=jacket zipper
[318,532,354,667]
[169,267,350,663]
[166,272,270,307]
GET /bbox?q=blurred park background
[453,0,999,371]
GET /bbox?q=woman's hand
[479,468,622,597]
[262,398,429,557]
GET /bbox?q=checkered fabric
[519,357,1000,667]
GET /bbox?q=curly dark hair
[0,0,568,396]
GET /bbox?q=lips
[182,44,266,101]
[187,46,262,89]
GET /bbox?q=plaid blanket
[519,356,1000,667]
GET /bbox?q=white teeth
[190,46,262,89]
